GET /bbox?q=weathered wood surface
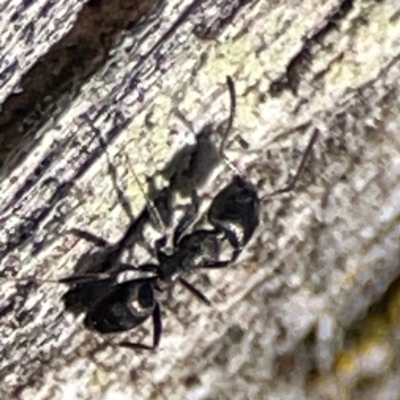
[0,0,158,158]
[1,0,400,399]
[0,0,86,103]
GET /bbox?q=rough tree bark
[1,0,400,399]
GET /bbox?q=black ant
[54,77,260,350]
[1,77,318,351]
[57,171,260,350]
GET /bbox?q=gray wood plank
[1,0,400,399]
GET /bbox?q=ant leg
[194,232,242,271]
[202,260,231,269]
[68,228,109,248]
[118,263,158,274]
[59,273,114,285]
[119,302,162,351]
[59,263,155,285]
[151,302,162,348]
[83,114,135,221]
[178,277,211,306]
[172,190,200,247]
[267,130,319,197]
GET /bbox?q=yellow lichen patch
[387,281,400,328]
[309,278,400,398]
[189,37,268,135]
[99,95,172,221]
[335,349,360,387]
[358,315,391,343]
[325,1,400,92]
[93,367,111,389]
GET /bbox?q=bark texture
[1,0,400,399]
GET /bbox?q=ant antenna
[122,75,241,232]
[172,75,241,177]
[261,129,320,200]
[0,275,61,285]
[212,76,244,177]
[83,115,136,222]
[215,78,319,200]
[123,154,166,229]
[0,263,150,286]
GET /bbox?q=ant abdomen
[84,278,156,334]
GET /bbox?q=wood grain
[1,0,400,399]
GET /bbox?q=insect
[60,76,317,350]
[58,171,260,350]
[58,77,260,350]
[1,76,318,351]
